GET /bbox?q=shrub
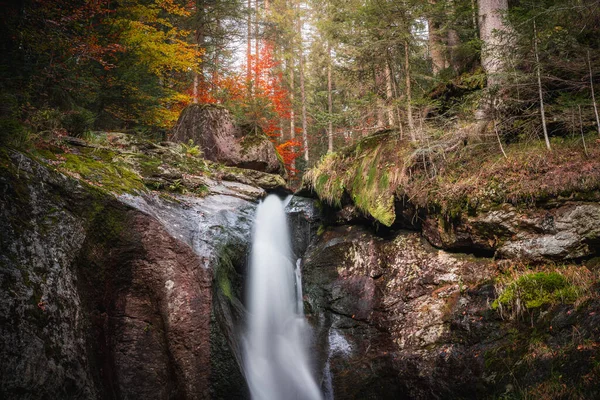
[61,109,96,137]
[0,118,30,148]
[28,108,63,133]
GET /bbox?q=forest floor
[305,127,600,226]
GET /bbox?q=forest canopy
[1,0,599,177]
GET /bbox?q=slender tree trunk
[193,71,199,103]
[588,50,600,136]
[391,64,404,139]
[471,0,478,35]
[255,0,260,87]
[534,20,551,151]
[300,52,309,162]
[327,42,334,153]
[579,105,589,156]
[494,119,507,158]
[405,40,416,142]
[212,18,221,92]
[298,15,309,163]
[385,60,395,127]
[428,17,446,75]
[447,28,460,71]
[247,0,252,82]
[289,60,296,170]
[194,26,205,103]
[446,0,460,70]
[290,62,295,140]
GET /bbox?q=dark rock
[0,151,253,399]
[303,220,600,399]
[285,195,322,260]
[171,104,283,174]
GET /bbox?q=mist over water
[243,195,322,400]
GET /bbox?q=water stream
[243,195,322,400]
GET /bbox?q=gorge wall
[300,184,600,399]
[0,147,259,399]
[1,128,600,400]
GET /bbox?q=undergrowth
[305,126,600,225]
[491,264,596,320]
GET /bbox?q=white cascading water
[243,195,323,400]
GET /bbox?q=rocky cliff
[0,131,289,399]
[301,130,600,399]
[2,127,599,400]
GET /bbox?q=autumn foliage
[192,42,302,175]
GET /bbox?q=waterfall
[243,195,322,400]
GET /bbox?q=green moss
[61,153,145,194]
[315,174,330,194]
[492,272,580,311]
[214,246,236,301]
[194,184,209,197]
[304,130,402,226]
[136,156,162,176]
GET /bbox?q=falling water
[243,194,322,400]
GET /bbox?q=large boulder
[171,104,283,175]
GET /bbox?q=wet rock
[0,151,253,399]
[302,225,501,399]
[304,219,600,399]
[285,195,322,260]
[171,104,283,174]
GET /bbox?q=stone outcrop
[0,150,254,399]
[172,104,283,175]
[301,220,600,399]
[422,202,600,262]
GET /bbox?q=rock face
[3,140,599,399]
[302,224,600,399]
[0,151,254,399]
[172,104,283,174]
[422,202,600,262]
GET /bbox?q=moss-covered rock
[171,104,284,174]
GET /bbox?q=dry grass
[305,124,600,223]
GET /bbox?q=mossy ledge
[23,131,287,197]
[304,128,600,226]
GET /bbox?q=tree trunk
[247,0,252,82]
[385,60,395,127]
[471,0,478,34]
[193,72,199,104]
[327,42,334,153]
[588,50,600,136]
[255,0,260,87]
[447,28,460,71]
[298,15,309,163]
[533,20,551,151]
[391,63,404,139]
[428,18,446,75]
[289,59,296,170]
[579,105,589,156]
[194,6,206,104]
[405,41,416,142]
[478,0,510,87]
[299,52,309,162]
